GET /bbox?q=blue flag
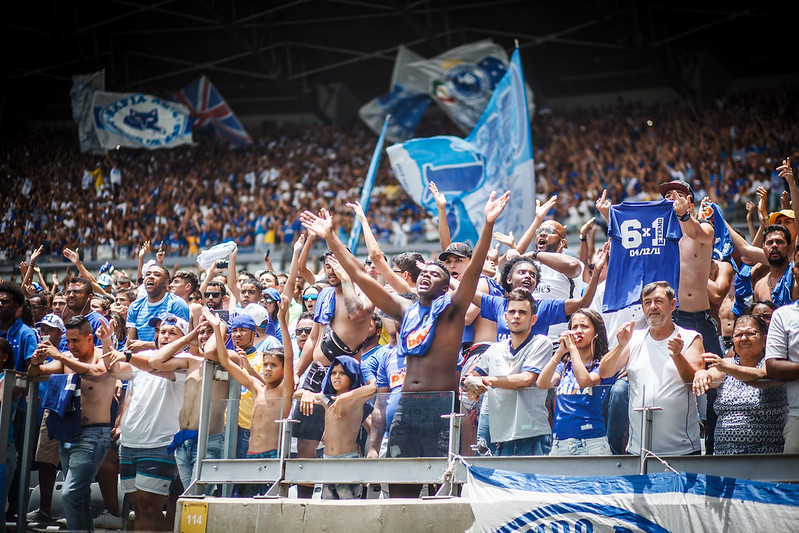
[348,115,390,253]
[387,49,534,245]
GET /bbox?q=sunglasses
[302,294,319,301]
[204,292,221,298]
[295,327,312,335]
[263,299,276,304]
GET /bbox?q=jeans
[60,426,112,532]
[496,434,551,456]
[175,433,225,494]
[550,436,611,456]
[476,403,498,455]
[235,427,250,459]
[673,309,723,454]
[602,376,629,455]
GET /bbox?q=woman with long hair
[537,308,612,455]
[693,314,787,454]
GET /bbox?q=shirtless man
[752,225,793,305]
[28,316,117,532]
[301,191,510,497]
[292,241,374,490]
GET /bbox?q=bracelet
[579,235,587,242]
[531,250,540,261]
[678,211,691,222]
[588,264,595,272]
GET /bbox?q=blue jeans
[476,403,498,455]
[673,309,722,454]
[175,433,225,493]
[235,427,250,459]
[602,376,629,455]
[60,426,112,532]
[496,434,551,456]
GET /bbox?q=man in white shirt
[600,281,704,455]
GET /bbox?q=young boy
[204,297,294,497]
[296,355,371,500]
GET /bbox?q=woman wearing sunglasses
[302,285,322,315]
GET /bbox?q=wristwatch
[678,211,691,222]
[531,250,540,261]
[123,348,133,363]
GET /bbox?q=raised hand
[595,190,611,221]
[95,320,115,344]
[292,233,306,255]
[138,241,151,259]
[428,181,447,209]
[484,190,511,223]
[671,195,691,219]
[756,187,769,222]
[616,320,634,348]
[580,217,595,240]
[535,194,558,221]
[325,255,350,282]
[299,209,334,239]
[346,201,367,221]
[63,247,80,265]
[30,245,44,264]
[493,231,516,248]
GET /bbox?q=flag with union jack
[175,75,252,145]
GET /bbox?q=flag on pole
[387,48,534,246]
[92,92,193,150]
[359,46,431,143]
[70,69,105,153]
[348,115,390,253]
[175,75,252,145]
[464,465,799,533]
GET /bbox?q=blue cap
[147,312,189,335]
[229,314,257,332]
[261,287,280,302]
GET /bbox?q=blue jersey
[552,360,613,440]
[732,263,753,317]
[126,292,190,342]
[375,346,405,437]
[480,294,566,341]
[604,200,682,312]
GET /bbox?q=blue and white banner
[70,69,105,153]
[359,45,431,143]
[387,49,534,246]
[348,115,390,253]
[92,92,193,150]
[465,466,799,532]
[409,40,510,134]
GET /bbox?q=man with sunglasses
[203,281,227,312]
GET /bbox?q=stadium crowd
[1,86,799,531]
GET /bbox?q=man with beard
[599,281,705,456]
[753,225,793,306]
[292,246,374,496]
[62,278,108,348]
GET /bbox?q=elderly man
[600,281,705,456]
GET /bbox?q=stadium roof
[1,0,796,123]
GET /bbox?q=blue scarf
[699,200,733,261]
[397,293,451,358]
[771,264,794,307]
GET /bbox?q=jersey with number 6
[604,199,682,312]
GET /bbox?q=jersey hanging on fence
[603,200,682,312]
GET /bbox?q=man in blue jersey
[126,265,190,349]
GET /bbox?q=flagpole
[348,114,391,254]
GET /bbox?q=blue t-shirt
[126,292,190,342]
[551,360,613,440]
[605,199,682,312]
[0,318,38,371]
[360,344,389,383]
[480,294,566,341]
[255,335,282,353]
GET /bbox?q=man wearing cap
[238,303,282,353]
[440,243,487,350]
[768,209,796,245]
[126,264,190,350]
[293,248,374,495]
[28,316,117,532]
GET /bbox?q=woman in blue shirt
[537,308,613,455]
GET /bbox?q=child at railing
[204,297,294,497]
[295,355,371,499]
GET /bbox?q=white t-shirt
[765,302,799,416]
[476,333,553,442]
[120,350,186,448]
[626,325,701,455]
[533,261,584,341]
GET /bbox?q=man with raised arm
[300,191,509,496]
